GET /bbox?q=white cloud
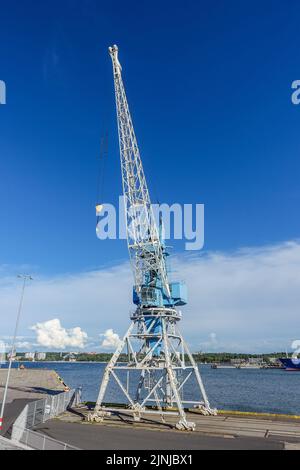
[0,240,300,353]
[0,262,132,348]
[0,337,35,352]
[31,318,88,349]
[175,241,300,352]
[100,329,121,349]
[15,341,33,350]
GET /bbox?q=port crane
[90,45,216,430]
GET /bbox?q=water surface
[7,362,300,415]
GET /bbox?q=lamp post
[0,274,32,431]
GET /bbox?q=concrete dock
[0,369,67,398]
[0,368,67,436]
[34,406,300,450]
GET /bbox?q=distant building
[63,352,77,362]
[268,357,280,364]
[36,352,46,361]
[25,352,35,360]
[248,357,263,364]
[230,358,245,365]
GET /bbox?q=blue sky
[0,0,300,352]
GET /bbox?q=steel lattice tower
[90,46,216,430]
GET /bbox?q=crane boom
[109,45,171,300]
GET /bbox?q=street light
[0,274,32,431]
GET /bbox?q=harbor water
[5,362,300,415]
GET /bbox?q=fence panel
[12,426,78,450]
[11,388,80,450]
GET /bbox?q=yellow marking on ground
[217,410,300,420]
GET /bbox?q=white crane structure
[90,45,216,430]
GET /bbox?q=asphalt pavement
[35,420,284,450]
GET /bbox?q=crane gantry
[90,45,216,430]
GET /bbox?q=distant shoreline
[6,360,217,365]
[6,352,289,366]
[7,360,110,364]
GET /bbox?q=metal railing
[11,388,81,450]
[12,425,79,450]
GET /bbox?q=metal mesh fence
[13,425,78,450]
[11,388,81,450]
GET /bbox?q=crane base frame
[90,308,217,431]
